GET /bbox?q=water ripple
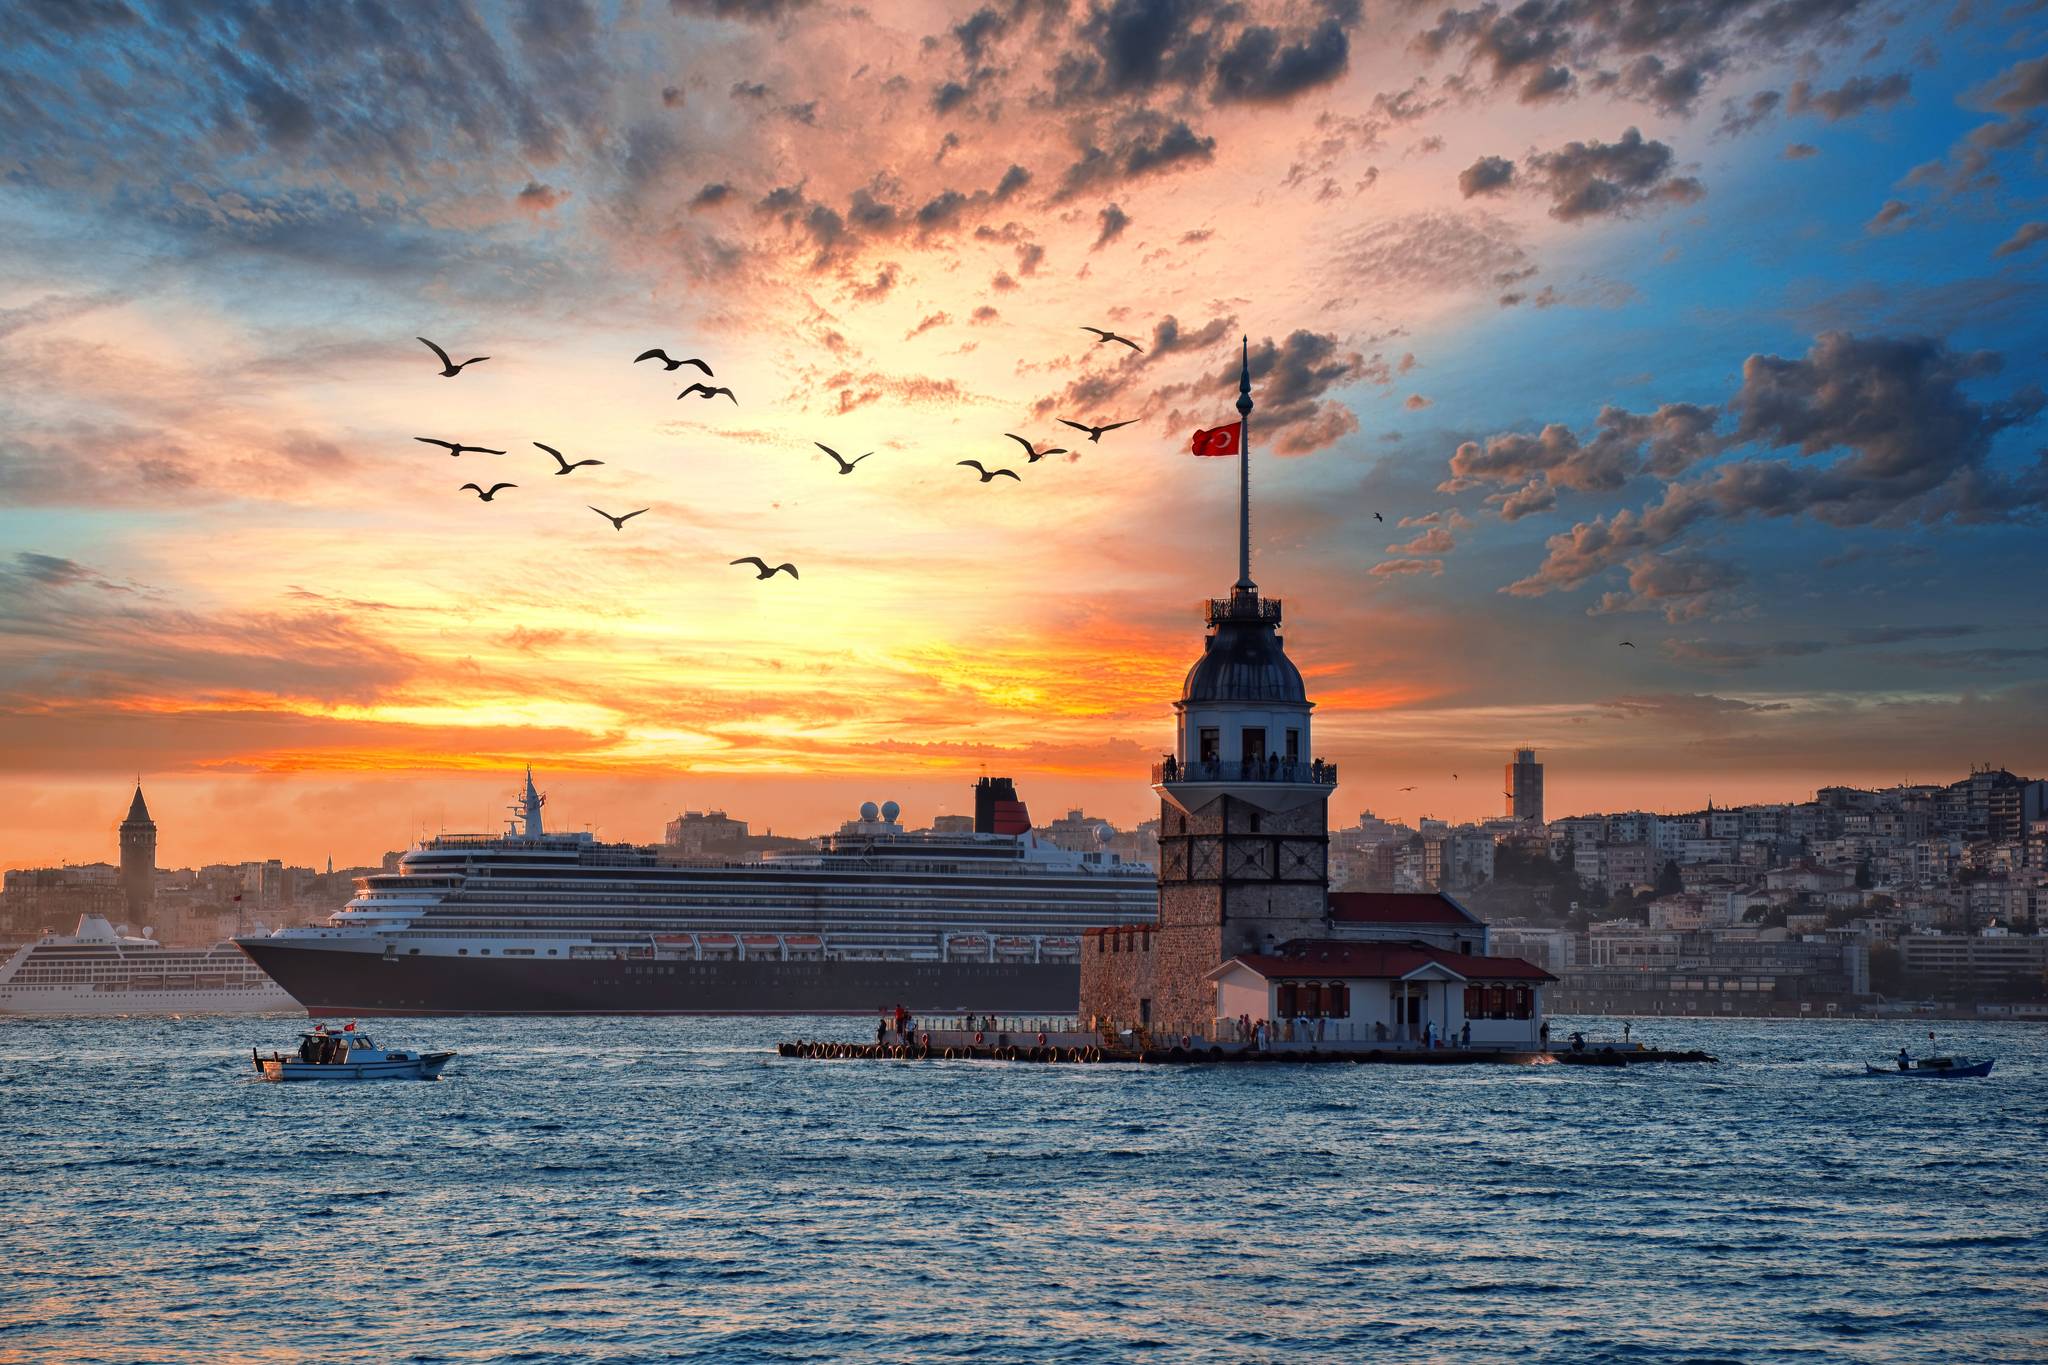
[1,1015,2043,1363]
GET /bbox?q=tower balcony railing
[1153,757,1337,786]
[1205,594,1282,625]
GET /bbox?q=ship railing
[1152,758,1337,786]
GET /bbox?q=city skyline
[10,755,2038,873]
[3,4,2045,868]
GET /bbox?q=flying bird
[1005,433,1068,463]
[635,348,713,375]
[957,460,1021,482]
[1398,786,1417,792]
[731,557,798,579]
[816,442,872,474]
[415,437,506,457]
[1058,418,1138,443]
[1619,640,1637,648]
[588,506,648,530]
[460,482,516,501]
[536,442,603,475]
[678,383,738,404]
[1451,773,1459,780]
[416,336,488,377]
[1080,326,1143,353]
[1373,512,1384,522]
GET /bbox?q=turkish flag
[1190,422,1241,456]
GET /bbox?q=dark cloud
[1975,53,2048,115]
[1497,331,2048,601]
[1212,19,1351,104]
[1447,402,1721,503]
[1458,155,1516,197]
[688,182,734,210]
[1782,141,1818,158]
[1866,199,1912,233]
[1055,115,1215,199]
[514,179,570,215]
[1787,71,1910,120]
[1842,624,1981,645]
[1590,553,1746,622]
[1410,0,1881,117]
[1524,128,1705,222]
[905,311,951,339]
[729,80,770,100]
[1093,202,1131,249]
[1716,89,1781,138]
[1993,221,2047,259]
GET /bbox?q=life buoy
[1036,1031,1048,1047]
[974,1031,985,1045]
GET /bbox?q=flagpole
[1234,335,1254,593]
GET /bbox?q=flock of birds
[410,330,1151,581]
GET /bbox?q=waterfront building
[1077,344,1550,1042]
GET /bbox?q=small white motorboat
[252,1024,454,1081]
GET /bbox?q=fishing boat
[252,1023,454,1081]
[1858,1056,1995,1079]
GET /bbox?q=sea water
[1,1016,2042,1363]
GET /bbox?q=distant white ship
[0,915,299,1016]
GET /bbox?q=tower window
[1286,728,1300,762]
[1240,728,1266,765]
[1199,728,1220,763]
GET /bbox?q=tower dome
[1179,598,1307,705]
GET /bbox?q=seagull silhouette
[1451,773,1459,780]
[731,557,798,579]
[1080,326,1143,353]
[1005,433,1068,463]
[1059,418,1137,443]
[460,482,516,501]
[536,442,604,475]
[1619,640,1637,648]
[635,348,713,375]
[957,460,1021,482]
[1398,786,1417,792]
[816,442,872,474]
[1373,512,1384,522]
[678,383,738,404]
[415,437,506,457]
[588,506,648,530]
[417,336,488,377]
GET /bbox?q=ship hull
[239,940,1083,1016]
[0,987,300,1017]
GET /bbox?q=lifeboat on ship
[697,933,738,959]
[783,934,824,959]
[994,936,1035,958]
[946,935,990,960]
[1040,936,1080,957]
[653,934,695,958]
[741,934,782,959]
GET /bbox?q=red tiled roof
[1327,891,1481,926]
[1211,938,1555,983]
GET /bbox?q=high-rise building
[1507,748,1544,824]
[118,784,157,923]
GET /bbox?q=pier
[776,1019,1716,1067]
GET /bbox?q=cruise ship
[1,915,300,1015]
[236,773,1156,1016]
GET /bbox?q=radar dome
[859,800,879,822]
[881,800,901,823]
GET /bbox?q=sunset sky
[3,0,2045,869]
